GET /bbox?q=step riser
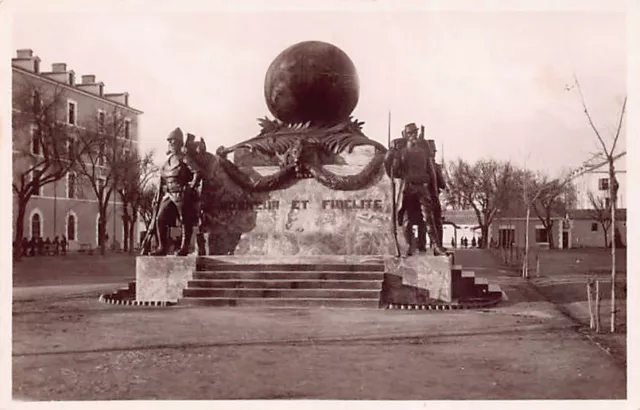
[193,272,385,281]
[183,288,382,299]
[187,280,382,290]
[196,263,385,272]
[179,298,381,308]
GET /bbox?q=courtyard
[11,248,627,400]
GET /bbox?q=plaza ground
[12,249,627,400]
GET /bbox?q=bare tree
[139,183,158,233]
[587,191,613,247]
[531,176,576,248]
[572,74,626,333]
[446,158,516,247]
[73,106,133,255]
[12,80,77,260]
[116,150,157,253]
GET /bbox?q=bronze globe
[264,41,360,125]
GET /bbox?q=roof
[494,209,565,220]
[442,209,479,226]
[568,208,627,220]
[12,65,143,115]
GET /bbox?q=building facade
[571,151,626,210]
[12,49,143,251]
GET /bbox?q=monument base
[136,256,196,303]
[134,254,453,305]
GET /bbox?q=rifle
[421,125,443,247]
[140,183,163,255]
[389,112,401,257]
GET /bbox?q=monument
[128,41,503,309]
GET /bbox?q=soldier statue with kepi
[384,122,447,257]
[142,127,202,256]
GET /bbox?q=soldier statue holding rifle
[384,122,447,257]
[141,127,202,256]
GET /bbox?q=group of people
[451,236,479,249]
[14,236,68,257]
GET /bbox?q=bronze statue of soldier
[385,122,447,257]
[149,127,202,256]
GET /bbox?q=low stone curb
[386,297,502,311]
[98,293,175,307]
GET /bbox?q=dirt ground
[12,251,627,401]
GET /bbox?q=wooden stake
[587,280,594,330]
[595,280,601,334]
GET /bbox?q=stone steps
[179,297,381,308]
[182,262,385,308]
[193,271,385,281]
[183,288,382,299]
[195,261,385,272]
[187,279,382,289]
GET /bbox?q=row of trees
[443,158,577,248]
[12,79,158,259]
[441,75,625,333]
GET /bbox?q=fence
[487,244,542,275]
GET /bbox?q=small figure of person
[471,237,477,248]
[21,237,29,257]
[451,236,456,249]
[53,236,60,256]
[60,236,67,256]
[44,237,51,255]
[37,236,44,256]
[28,237,36,256]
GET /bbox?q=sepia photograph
[3,0,636,405]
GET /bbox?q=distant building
[12,49,143,251]
[489,210,568,249]
[571,151,626,210]
[567,208,626,248]
[442,209,481,248]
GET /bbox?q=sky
[9,5,628,175]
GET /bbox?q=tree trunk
[128,214,137,254]
[602,226,609,248]
[480,225,489,249]
[546,219,555,249]
[523,205,531,278]
[610,163,616,333]
[14,196,28,261]
[122,215,130,252]
[98,211,107,256]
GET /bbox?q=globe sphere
[264,41,359,124]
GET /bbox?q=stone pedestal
[383,255,452,303]
[207,150,406,256]
[136,256,196,302]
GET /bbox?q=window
[124,120,131,139]
[67,101,77,125]
[598,178,609,191]
[67,214,76,241]
[31,126,41,156]
[31,212,41,239]
[32,170,42,196]
[498,228,515,248]
[591,223,598,232]
[98,110,106,133]
[33,90,41,112]
[535,227,548,243]
[67,173,76,199]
